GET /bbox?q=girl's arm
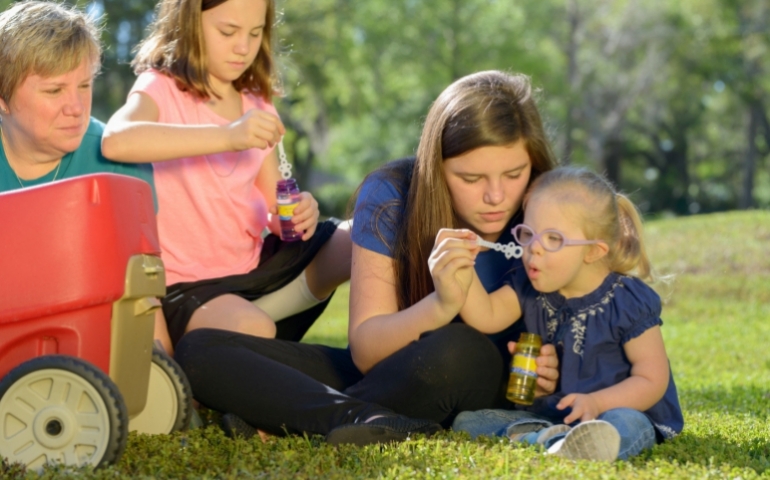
[435,229,520,334]
[101,92,284,163]
[559,326,670,423]
[460,272,521,334]
[348,231,475,373]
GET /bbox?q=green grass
[4,211,769,479]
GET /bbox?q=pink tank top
[130,70,276,285]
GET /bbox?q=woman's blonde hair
[132,0,278,100]
[525,167,652,280]
[0,1,102,103]
[394,71,557,310]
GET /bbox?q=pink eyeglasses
[511,224,603,252]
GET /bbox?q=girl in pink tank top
[102,0,351,354]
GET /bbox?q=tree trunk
[740,103,760,209]
[603,137,622,188]
[563,0,580,164]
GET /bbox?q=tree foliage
[2,0,767,215]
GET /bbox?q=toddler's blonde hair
[525,167,652,280]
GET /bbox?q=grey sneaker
[546,420,620,462]
[535,424,571,446]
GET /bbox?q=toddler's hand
[291,191,319,240]
[558,393,601,424]
[227,109,285,151]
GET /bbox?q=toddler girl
[436,167,683,461]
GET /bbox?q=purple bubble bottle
[277,178,302,241]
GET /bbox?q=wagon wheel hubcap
[32,406,77,449]
[128,361,179,434]
[0,369,111,470]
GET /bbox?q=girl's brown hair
[394,71,557,310]
[132,0,277,100]
[525,167,652,280]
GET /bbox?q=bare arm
[348,241,472,373]
[425,230,553,391]
[559,326,670,423]
[426,229,521,334]
[460,274,521,334]
[101,92,284,163]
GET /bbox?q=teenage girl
[102,0,351,353]
[434,167,683,461]
[169,71,561,444]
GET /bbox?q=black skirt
[161,219,340,346]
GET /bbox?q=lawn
[3,211,769,479]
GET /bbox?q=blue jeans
[453,407,657,460]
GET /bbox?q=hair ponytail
[612,194,651,280]
[527,167,654,282]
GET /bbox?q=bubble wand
[277,140,292,180]
[474,237,523,260]
[275,139,302,241]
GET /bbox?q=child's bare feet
[257,429,272,442]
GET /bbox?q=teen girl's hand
[269,191,319,240]
[428,229,480,321]
[226,109,285,151]
[558,393,602,424]
[507,341,559,396]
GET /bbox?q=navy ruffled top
[508,269,684,439]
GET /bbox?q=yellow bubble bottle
[506,332,542,405]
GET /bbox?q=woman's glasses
[511,224,603,252]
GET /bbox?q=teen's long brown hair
[132,0,277,100]
[395,71,557,310]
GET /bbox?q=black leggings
[174,323,507,436]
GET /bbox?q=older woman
[0,1,152,193]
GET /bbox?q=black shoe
[326,414,442,446]
[221,413,257,440]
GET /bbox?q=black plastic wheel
[0,355,128,470]
[128,347,193,434]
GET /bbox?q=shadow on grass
[639,385,770,474]
[680,385,770,417]
[648,431,770,474]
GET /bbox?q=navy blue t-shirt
[351,158,527,356]
[508,268,684,439]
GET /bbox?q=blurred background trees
[3,0,767,217]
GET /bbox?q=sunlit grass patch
[3,211,769,479]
